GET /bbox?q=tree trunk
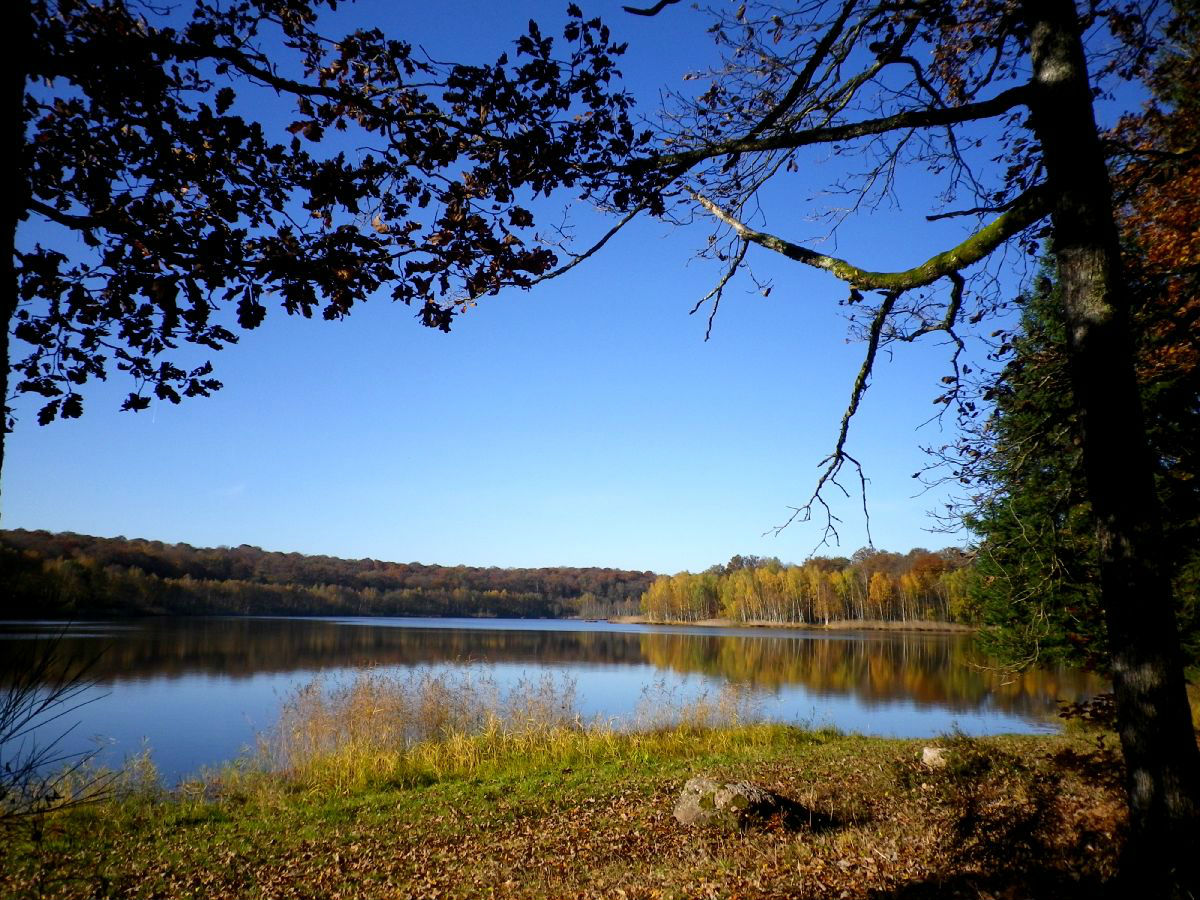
[1021,2,1200,895]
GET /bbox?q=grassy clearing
[2,670,1129,899]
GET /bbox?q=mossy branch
[693,184,1050,290]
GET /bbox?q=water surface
[1,617,1106,782]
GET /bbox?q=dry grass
[262,668,773,794]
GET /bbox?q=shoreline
[3,726,1121,899]
[606,615,975,633]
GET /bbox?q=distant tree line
[0,530,652,619]
[641,550,973,625]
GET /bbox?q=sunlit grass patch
[265,667,797,793]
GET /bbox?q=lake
[0,617,1106,783]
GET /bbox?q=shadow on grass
[1049,742,1125,791]
[769,796,852,833]
[865,869,1117,900]
[872,735,1125,900]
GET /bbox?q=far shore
[606,615,974,633]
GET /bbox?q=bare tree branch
[771,291,900,547]
[622,0,683,17]
[657,84,1031,168]
[692,184,1049,290]
[689,238,749,340]
[724,0,861,172]
[530,207,644,285]
[892,272,966,344]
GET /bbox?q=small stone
[922,746,949,769]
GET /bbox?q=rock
[673,777,782,828]
[922,746,949,769]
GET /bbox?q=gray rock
[674,776,782,828]
[922,746,949,769]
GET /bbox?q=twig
[769,291,899,548]
[689,238,749,340]
[530,207,643,285]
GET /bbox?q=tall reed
[269,666,779,793]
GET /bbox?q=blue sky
[4,1,1081,572]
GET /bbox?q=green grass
[1,670,1131,899]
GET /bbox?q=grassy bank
[2,673,1126,899]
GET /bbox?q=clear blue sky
[5,1,1099,573]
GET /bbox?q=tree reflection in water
[638,631,1102,718]
[1,618,1103,721]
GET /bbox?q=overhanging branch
[658,84,1031,167]
[622,0,683,16]
[771,292,900,547]
[693,183,1050,289]
[529,206,643,285]
[726,0,860,163]
[689,238,749,341]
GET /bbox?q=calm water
[1,617,1106,783]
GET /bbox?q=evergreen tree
[965,278,1112,668]
[967,277,1200,672]
[963,4,1200,674]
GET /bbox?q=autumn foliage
[640,550,973,625]
[0,529,652,619]
[1117,5,1200,385]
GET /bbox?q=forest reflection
[2,618,1104,719]
[638,631,1102,717]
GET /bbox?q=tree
[10,0,648,480]
[963,273,1198,672]
[963,278,1117,667]
[867,570,895,620]
[597,0,1198,890]
[14,0,1199,890]
[951,1,1200,677]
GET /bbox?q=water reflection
[638,631,1098,719]
[0,618,650,680]
[1,617,1103,722]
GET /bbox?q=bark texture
[1021,2,1200,896]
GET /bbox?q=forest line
[638,550,973,625]
[0,529,650,619]
[2,530,972,626]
